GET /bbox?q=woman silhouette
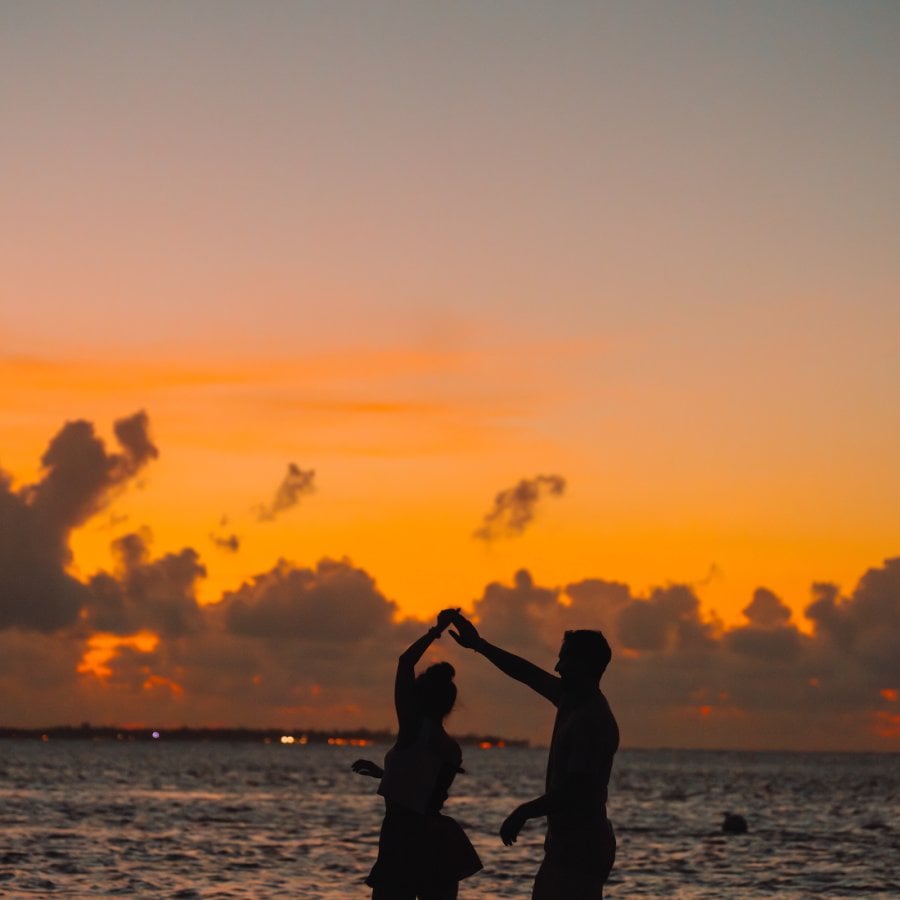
[352,608,482,899]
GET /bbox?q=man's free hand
[448,612,480,649]
[500,807,527,846]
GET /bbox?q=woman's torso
[379,718,462,815]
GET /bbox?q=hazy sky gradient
[1,2,898,747]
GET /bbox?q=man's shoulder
[569,693,619,744]
[578,691,615,718]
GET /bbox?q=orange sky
[1,2,898,748]
[2,344,895,630]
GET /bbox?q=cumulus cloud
[0,412,157,632]
[617,584,718,654]
[743,587,792,628]
[222,557,396,642]
[85,531,207,638]
[474,474,566,542]
[440,561,900,749]
[255,463,316,522]
[79,555,415,730]
[1,415,898,750]
[2,548,898,749]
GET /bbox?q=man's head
[555,629,612,689]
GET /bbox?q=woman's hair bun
[416,662,458,719]
[425,661,455,684]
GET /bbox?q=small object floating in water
[722,812,748,834]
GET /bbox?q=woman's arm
[394,608,459,728]
[351,759,384,779]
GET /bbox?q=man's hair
[563,629,612,679]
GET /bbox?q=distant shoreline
[1,728,895,755]
[0,724,528,748]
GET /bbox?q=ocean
[0,740,897,898]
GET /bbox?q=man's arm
[449,613,562,705]
[502,714,614,844]
[499,774,592,845]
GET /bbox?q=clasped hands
[426,608,481,650]
[442,608,481,649]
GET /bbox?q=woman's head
[414,661,457,720]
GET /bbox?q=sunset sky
[2,1,898,750]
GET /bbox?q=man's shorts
[532,819,616,900]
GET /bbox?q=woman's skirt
[365,807,483,892]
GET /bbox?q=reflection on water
[0,742,897,897]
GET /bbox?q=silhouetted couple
[352,609,619,899]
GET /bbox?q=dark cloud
[255,463,315,522]
[26,411,157,532]
[804,559,900,695]
[1,552,898,750]
[0,412,157,632]
[209,515,240,553]
[723,587,801,662]
[0,628,84,693]
[470,569,560,654]
[210,533,240,553]
[112,411,159,477]
[85,531,206,638]
[1,416,898,749]
[614,584,718,655]
[76,555,414,730]
[474,474,566,542]
[437,563,900,749]
[724,622,804,662]
[222,557,396,642]
[743,587,792,628]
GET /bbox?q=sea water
[0,741,897,898]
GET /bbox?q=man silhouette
[450,613,618,899]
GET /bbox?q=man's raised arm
[449,613,561,705]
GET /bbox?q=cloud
[430,563,899,749]
[474,474,566,542]
[617,584,718,654]
[210,533,240,553]
[255,463,316,522]
[85,531,207,638]
[0,412,157,632]
[81,555,415,730]
[2,547,898,749]
[1,415,898,750]
[222,557,397,642]
[742,587,792,628]
[26,411,157,531]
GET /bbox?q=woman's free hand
[351,759,384,779]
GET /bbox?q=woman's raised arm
[394,608,459,729]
